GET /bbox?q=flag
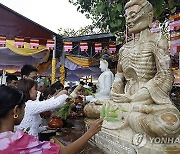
[170,39,180,54]
[30,39,39,49]
[0,36,6,47]
[15,38,24,48]
[109,44,116,53]
[80,42,88,52]
[46,40,54,50]
[64,42,72,52]
[95,43,102,53]
[170,20,180,31]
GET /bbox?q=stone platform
[85,118,180,154]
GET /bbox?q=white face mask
[99,60,108,72]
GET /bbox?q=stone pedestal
[85,118,180,154]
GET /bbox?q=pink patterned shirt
[0,130,60,154]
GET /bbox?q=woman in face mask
[0,85,103,154]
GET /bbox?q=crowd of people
[0,64,102,153]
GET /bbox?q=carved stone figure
[87,54,114,101]
[84,54,114,118]
[83,1,180,153]
[102,0,180,137]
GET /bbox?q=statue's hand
[132,104,152,114]
[131,88,153,104]
[111,92,131,103]
[132,104,142,112]
[111,81,124,94]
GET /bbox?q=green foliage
[100,103,127,122]
[58,25,108,38]
[44,77,51,87]
[68,0,179,39]
[83,87,95,97]
[56,103,71,120]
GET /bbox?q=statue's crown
[125,0,153,13]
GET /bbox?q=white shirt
[16,94,68,137]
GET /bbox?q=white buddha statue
[84,54,114,118]
[86,54,114,102]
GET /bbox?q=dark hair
[6,75,18,83]
[21,64,38,77]
[0,86,25,118]
[51,81,64,91]
[101,54,113,69]
[42,87,56,100]
[17,79,37,101]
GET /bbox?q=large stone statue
[101,0,180,136]
[85,0,180,153]
[103,0,180,137]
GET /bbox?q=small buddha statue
[86,54,114,102]
[84,54,114,118]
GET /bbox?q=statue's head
[124,0,153,34]
[100,54,112,72]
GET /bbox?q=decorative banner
[170,32,180,40]
[170,13,180,55]
[95,43,102,53]
[46,40,54,50]
[169,13,180,21]
[170,13,180,31]
[0,36,6,47]
[80,42,88,52]
[64,42,72,52]
[170,39,180,55]
[109,44,116,53]
[170,20,180,31]
[30,39,39,49]
[14,38,24,48]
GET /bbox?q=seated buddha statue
[86,54,114,102]
[102,0,180,137]
[84,54,114,118]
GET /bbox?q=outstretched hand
[69,84,83,98]
[87,118,103,136]
[60,118,103,154]
[73,84,83,93]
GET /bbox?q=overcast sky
[0,0,92,33]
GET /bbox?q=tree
[68,0,179,38]
[58,25,109,38]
